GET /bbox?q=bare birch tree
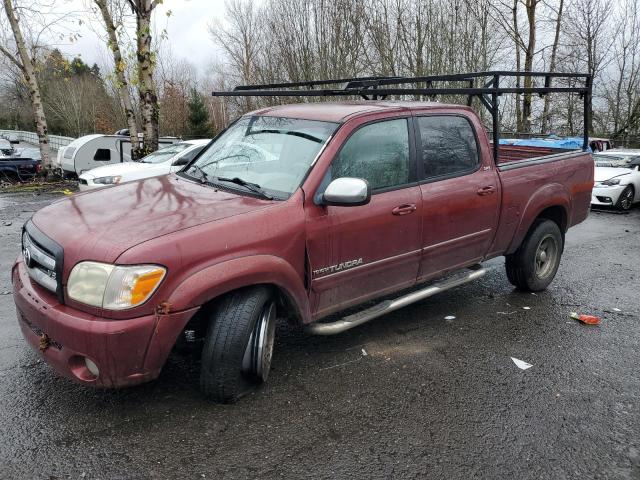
[127,0,159,153]
[94,0,141,157]
[0,0,51,171]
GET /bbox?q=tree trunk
[521,0,538,133]
[94,0,141,158]
[2,0,52,172]
[541,0,563,134]
[135,0,159,154]
[512,0,523,132]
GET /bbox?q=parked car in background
[78,139,210,190]
[0,146,42,180]
[589,137,613,152]
[57,133,180,177]
[0,138,15,156]
[592,149,640,210]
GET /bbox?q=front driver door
[306,117,423,319]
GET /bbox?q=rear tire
[200,286,277,403]
[505,219,563,292]
[616,185,634,211]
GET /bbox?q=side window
[417,116,479,179]
[94,148,111,161]
[331,118,410,190]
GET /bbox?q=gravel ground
[0,191,638,480]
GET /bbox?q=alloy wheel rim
[242,301,276,381]
[534,234,558,279]
[621,189,633,210]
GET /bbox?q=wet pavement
[0,191,638,479]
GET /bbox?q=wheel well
[537,205,567,233]
[179,283,302,342]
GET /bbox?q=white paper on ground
[444,315,456,320]
[511,357,533,370]
[613,308,622,312]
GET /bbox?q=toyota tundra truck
[12,72,594,403]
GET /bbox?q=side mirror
[322,177,371,206]
[172,157,189,166]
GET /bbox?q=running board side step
[305,267,487,336]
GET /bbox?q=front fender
[506,183,570,255]
[167,255,310,323]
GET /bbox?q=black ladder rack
[212,71,593,163]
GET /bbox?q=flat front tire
[505,219,563,292]
[200,286,277,403]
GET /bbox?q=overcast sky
[55,0,227,75]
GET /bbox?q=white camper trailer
[58,134,179,177]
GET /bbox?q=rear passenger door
[306,117,423,318]
[415,114,500,281]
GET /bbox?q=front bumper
[12,259,197,388]
[591,185,625,206]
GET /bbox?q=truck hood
[594,167,632,182]
[31,174,275,267]
[79,161,158,180]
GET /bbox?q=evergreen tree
[187,88,212,138]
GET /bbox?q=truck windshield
[183,116,338,198]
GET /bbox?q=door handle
[477,186,496,196]
[392,204,417,216]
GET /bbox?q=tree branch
[0,43,23,71]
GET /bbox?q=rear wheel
[200,286,277,403]
[616,185,634,211]
[505,219,563,292]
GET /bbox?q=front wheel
[616,185,634,211]
[200,286,277,403]
[505,219,563,292]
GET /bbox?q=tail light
[36,162,42,173]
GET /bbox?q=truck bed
[493,144,576,164]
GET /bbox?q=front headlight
[67,262,166,310]
[601,178,621,186]
[93,175,122,185]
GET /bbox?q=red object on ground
[571,313,601,325]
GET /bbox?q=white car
[78,139,210,191]
[591,149,640,210]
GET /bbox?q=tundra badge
[313,258,363,277]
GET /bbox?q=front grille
[22,221,64,302]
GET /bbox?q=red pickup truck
[12,73,594,403]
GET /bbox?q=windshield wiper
[216,176,273,200]
[189,164,210,184]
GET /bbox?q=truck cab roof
[248,101,462,123]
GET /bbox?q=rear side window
[94,148,111,161]
[417,116,479,179]
[331,118,410,190]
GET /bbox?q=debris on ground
[361,349,367,356]
[570,312,601,325]
[511,357,533,370]
[612,308,622,312]
[444,315,456,321]
[497,311,517,315]
[523,306,531,310]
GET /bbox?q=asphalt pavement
[0,191,638,480]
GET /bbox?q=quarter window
[331,118,410,190]
[417,116,479,179]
